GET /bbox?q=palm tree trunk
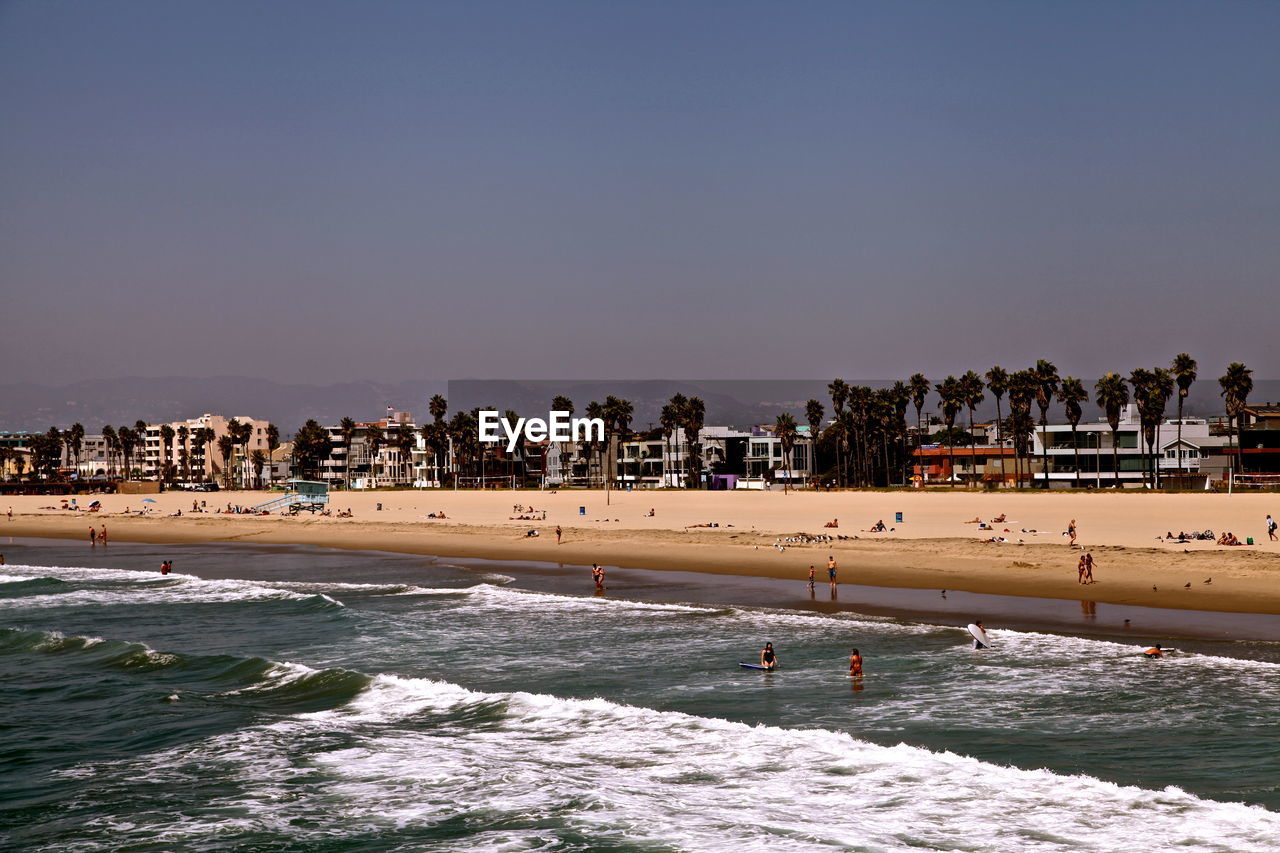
[1176,397,1184,475]
[1040,416,1049,489]
[1111,429,1120,488]
[1072,425,1080,488]
[995,399,1005,487]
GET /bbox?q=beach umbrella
[141,498,157,503]
[88,500,101,507]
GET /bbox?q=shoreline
[9,533,1280,650]
[6,485,1280,617]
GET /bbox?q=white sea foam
[64,669,1280,852]
[0,564,345,609]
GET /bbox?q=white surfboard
[967,623,991,649]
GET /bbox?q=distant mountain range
[2,376,1276,435]
[450,378,1280,431]
[0,377,447,435]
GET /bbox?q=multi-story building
[1028,406,1218,487]
[142,414,273,486]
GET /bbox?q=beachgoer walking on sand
[555,525,563,544]
[849,648,863,677]
[6,507,11,521]
[1268,515,1278,542]
[1067,519,1077,547]
[1083,553,1094,583]
[827,556,838,589]
[89,527,97,546]
[1077,555,1087,584]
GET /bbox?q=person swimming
[760,642,778,670]
[1143,644,1164,658]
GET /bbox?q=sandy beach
[5,488,1280,614]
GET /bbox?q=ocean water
[2,540,1280,851]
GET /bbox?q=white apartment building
[142,414,273,486]
[1028,405,1215,487]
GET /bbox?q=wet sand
[5,487,1280,615]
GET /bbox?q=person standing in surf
[827,556,838,589]
[160,560,171,575]
[972,620,989,649]
[760,642,778,670]
[591,563,605,590]
[849,648,863,677]
[807,565,816,590]
[89,526,97,547]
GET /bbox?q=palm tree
[1219,362,1254,476]
[365,423,385,486]
[177,425,190,482]
[804,399,824,485]
[908,373,930,485]
[429,394,449,425]
[774,413,798,493]
[847,385,871,486]
[396,423,416,485]
[584,400,606,486]
[658,402,679,488]
[159,425,175,484]
[1147,368,1174,488]
[194,427,215,484]
[935,376,961,487]
[118,426,138,481]
[216,434,234,488]
[886,384,910,486]
[1171,354,1197,474]
[603,396,634,489]
[1057,377,1088,488]
[102,425,118,479]
[828,379,850,486]
[66,423,85,476]
[985,367,1009,485]
[265,423,280,487]
[1006,370,1037,487]
[683,396,705,489]
[959,371,985,488]
[1031,360,1060,488]
[250,450,267,489]
[134,420,148,477]
[338,417,357,488]
[1094,373,1130,488]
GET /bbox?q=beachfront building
[319,410,420,489]
[913,444,1018,486]
[1027,406,1217,488]
[741,425,813,489]
[141,414,273,486]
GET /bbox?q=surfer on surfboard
[968,620,990,649]
[1143,644,1164,659]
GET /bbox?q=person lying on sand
[991,514,1006,523]
[824,519,839,528]
[964,517,981,523]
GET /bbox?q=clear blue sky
[1,1,1276,384]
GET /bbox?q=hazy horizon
[3,1,1277,385]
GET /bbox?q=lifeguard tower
[253,479,330,515]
